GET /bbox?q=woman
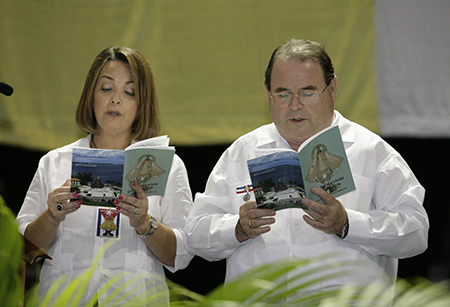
[16,46,193,305]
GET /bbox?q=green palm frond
[196,256,364,306]
[30,240,171,307]
[0,195,23,307]
[16,244,450,307]
[393,278,450,307]
[167,258,450,307]
[2,194,449,307]
[167,279,206,307]
[37,240,116,307]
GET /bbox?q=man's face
[267,58,337,151]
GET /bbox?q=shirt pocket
[340,174,375,212]
[123,252,162,295]
[228,180,254,213]
[125,252,156,273]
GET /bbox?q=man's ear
[265,84,271,100]
[329,76,338,103]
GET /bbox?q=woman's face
[93,60,138,137]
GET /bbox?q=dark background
[1,138,447,294]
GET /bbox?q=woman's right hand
[47,179,82,222]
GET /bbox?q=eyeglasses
[269,83,329,106]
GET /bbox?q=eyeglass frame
[268,82,330,106]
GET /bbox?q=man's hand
[235,201,276,243]
[301,187,348,236]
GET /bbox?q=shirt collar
[333,111,356,148]
[255,123,292,149]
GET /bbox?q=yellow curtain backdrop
[0,0,377,151]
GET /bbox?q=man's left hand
[300,187,347,236]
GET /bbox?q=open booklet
[71,135,175,207]
[247,126,355,211]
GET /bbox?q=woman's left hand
[114,182,149,232]
[116,182,176,267]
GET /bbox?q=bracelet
[135,215,158,238]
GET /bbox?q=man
[185,39,429,298]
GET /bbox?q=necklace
[91,135,98,148]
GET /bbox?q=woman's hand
[47,179,82,222]
[114,181,149,233]
[114,181,177,267]
[26,179,82,249]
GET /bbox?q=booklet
[70,135,175,207]
[247,126,355,211]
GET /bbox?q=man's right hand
[235,201,276,243]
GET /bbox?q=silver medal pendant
[243,185,251,201]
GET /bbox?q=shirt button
[291,254,297,259]
[294,221,299,226]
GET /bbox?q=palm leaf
[167,258,450,307]
[9,223,448,307]
[0,195,23,307]
[393,278,450,307]
[201,256,363,306]
[27,239,172,306]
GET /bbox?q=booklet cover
[247,126,355,211]
[71,136,174,207]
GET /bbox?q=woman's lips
[107,111,121,116]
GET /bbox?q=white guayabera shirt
[185,111,429,300]
[17,135,193,306]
